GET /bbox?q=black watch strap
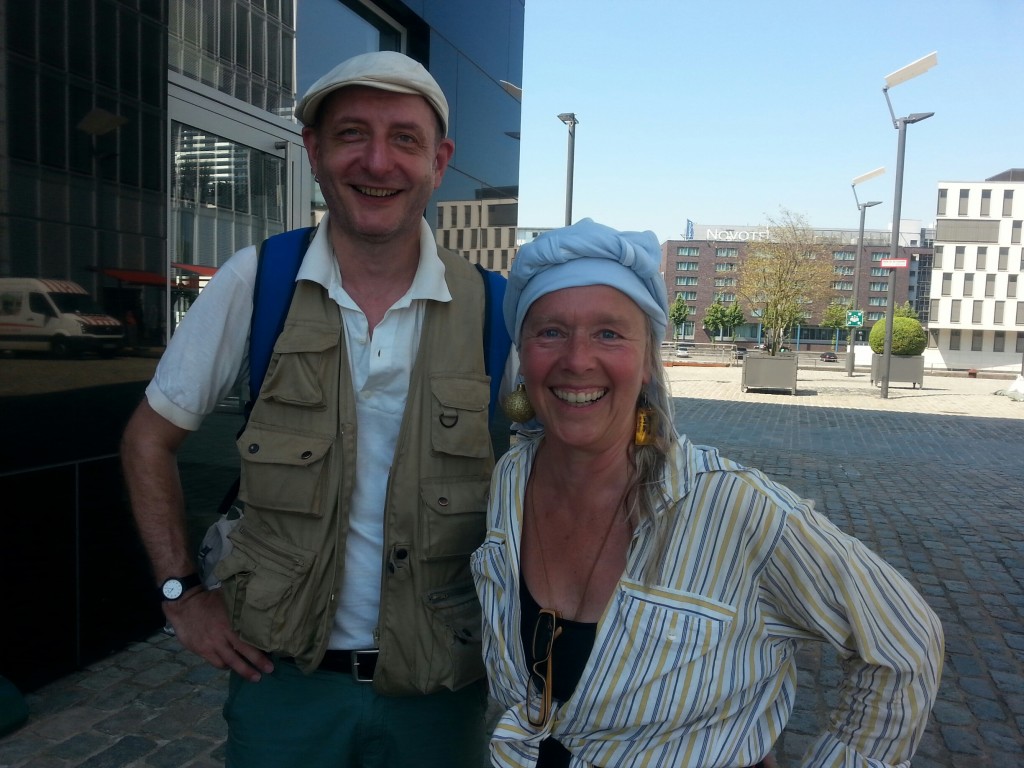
[160,573,203,601]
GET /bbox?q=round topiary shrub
[868,316,927,356]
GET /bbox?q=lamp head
[906,111,935,124]
[884,51,938,88]
[852,167,886,187]
[557,112,578,126]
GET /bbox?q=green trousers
[224,661,490,768]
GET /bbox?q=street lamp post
[846,167,885,377]
[879,52,937,399]
[557,112,578,226]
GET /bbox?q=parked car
[819,351,838,362]
[659,342,690,359]
[732,346,747,359]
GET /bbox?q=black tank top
[520,572,597,768]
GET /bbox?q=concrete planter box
[870,354,924,389]
[741,352,798,394]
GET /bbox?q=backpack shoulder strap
[249,227,315,403]
[474,264,512,419]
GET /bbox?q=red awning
[100,268,171,287]
[173,263,219,277]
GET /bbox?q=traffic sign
[846,310,864,327]
[880,257,908,268]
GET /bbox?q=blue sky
[515,0,1024,243]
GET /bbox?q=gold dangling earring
[501,382,535,423]
[635,391,656,446]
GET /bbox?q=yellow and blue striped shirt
[471,434,943,768]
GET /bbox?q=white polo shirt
[147,215,451,649]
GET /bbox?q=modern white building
[928,169,1024,371]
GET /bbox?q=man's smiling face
[304,86,453,247]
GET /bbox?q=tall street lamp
[846,167,885,377]
[557,112,579,226]
[879,51,937,399]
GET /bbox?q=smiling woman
[472,218,943,768]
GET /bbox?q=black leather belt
[323,649,378,682]
[281,649,379,682]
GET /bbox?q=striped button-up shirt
[471,434,943,768]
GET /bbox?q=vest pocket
[429,376,491,459]
[216,524,317,654]
[424,580,485,690]
[257,320,339,408]
[237,425,334,516]
[420,476,489,560]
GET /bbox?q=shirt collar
[296,214,451,306]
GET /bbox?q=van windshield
[49,292,104,315]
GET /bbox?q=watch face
[162,579,184,600]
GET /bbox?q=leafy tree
[894,300,919,320]
[820,302,850,348]
[722,304,746,340]
[668,296,690,339]
[868,315,927,356]
[702,299,729,341]
[736,209,839,355]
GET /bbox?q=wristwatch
[160,574,202,601]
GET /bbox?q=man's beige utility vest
[216,248,493,696]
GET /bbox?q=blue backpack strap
[249,227,315,404]
[475,264,512,420]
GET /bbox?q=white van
[0,278,124,356]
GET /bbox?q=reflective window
[170,122,286,325]
[169,0,296,115]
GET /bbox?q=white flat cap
[294,50,449,136]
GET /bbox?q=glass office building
[0,0,524,692]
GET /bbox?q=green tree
[820,302,850,348]
[702,299,729,341]
[736,209,838,355]
[722,304,746,340]
[668,295,690,339]
[868,316,927,356]
[894,300,919,320]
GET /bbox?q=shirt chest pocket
[559,579,738,733]
[429,375,491,459]
[609,578,736,679]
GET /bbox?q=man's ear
[432,138,455,189]
[301,125,319,174]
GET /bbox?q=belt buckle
[350,650,378,683]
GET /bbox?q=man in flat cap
[122,51,505,766]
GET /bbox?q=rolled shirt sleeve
[760,501,944,768]
[145,245,258,431]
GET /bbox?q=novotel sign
[706,227,772,242]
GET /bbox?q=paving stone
[144,736,213,768]
[939,725,984,755]
[77,735,157,768]
[45,731,112,761]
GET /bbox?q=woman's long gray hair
[624,324,678,583]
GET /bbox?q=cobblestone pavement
[2,366,1021,767]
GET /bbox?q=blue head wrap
[504,218,668,344]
